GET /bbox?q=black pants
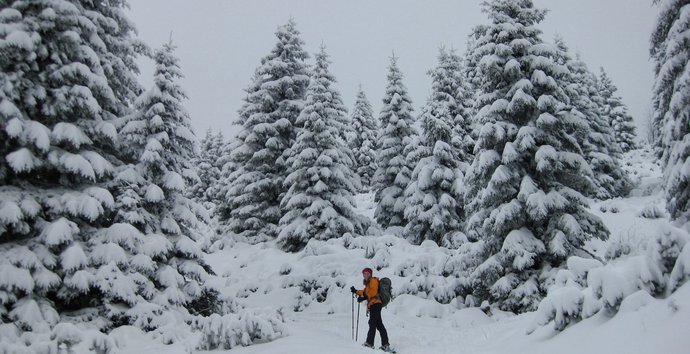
[366,303,389,346]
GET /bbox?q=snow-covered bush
[638,203,666,219]
[0,322,122,354]
[669,243,690,292]
[279,263,293,275]
[394,242,462,303]
[341,234,401,270]
[588,255,665,310]
[599,202,622,213]
[301,238,337,258]
[530,225,690,332]
[280,273,341,310]
[192,309,287,350]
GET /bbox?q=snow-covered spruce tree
[214,126,242,227]
[554,38,631,199]
[462,0,609,312]
[462,26,488,142]
[349,87,379,191]
[373,55,417,228]
[403,48,468,247]
[217,20,309,240]
[112,41,212,328]
[208,130,226,203]
[190,128,224,209]
[598,68,638,153]
[0,0,144,337]
[651,0,690,222]
[278,47,368,251]
[447,49,475,164]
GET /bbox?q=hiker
[350,267,391,351]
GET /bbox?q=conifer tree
[404,48,468,246]
[598,68,638,153]
[112,41,210,327]
[191,129,224,208]
[278,47,367,251]
[462,0,609,312]
[0,0,143,332]
[554,38,631,199]
[373,55,417,228]
[462,27,487,138]
[349,88,379,191]
[448,50,475,163]
[651,0,690,221]
[217,20,309,240]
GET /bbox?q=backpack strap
[370,277,381,301]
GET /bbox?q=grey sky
[127,0,657,141]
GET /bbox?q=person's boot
[362,342,374,349]
[380,344,395,353]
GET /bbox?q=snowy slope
[111,147,689,354]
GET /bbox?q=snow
[64,270,93,293]
[0,199,23,225]
[145,183,165,202]
[91,243,128,266]
[60,245,88,271]
[6,148,42,173]
[4,116,23,137]
[94,150,689,354]
[103,223,142,249]
[670,242,690,291]
[176,125,196,142]
[81,151,114,177]
[141,233,173,257]
[96,121,118,142]
[566,256,603,279]
[164,171,186,191]
[16,167,688,353]
[0,264,33,293]
[57,192,104,221]
[40,217,79,247]
[0,2,687,352]
[502,228,545,270]
[617,290,654,313]
[52,122,92,148]
[4,29,33,51]
[10,298,47,330]
[51,151,97,180]
[176,235,203,258]
[32,268,60,290]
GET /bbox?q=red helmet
[362,267,373,275]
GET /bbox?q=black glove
[357,296,366,303]
[350,286,357,294]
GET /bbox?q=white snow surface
[37,149,690,353]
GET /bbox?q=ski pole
[356,300,360,341]
[351,294,355,340]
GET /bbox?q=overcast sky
[127,0,658,141]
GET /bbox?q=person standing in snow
[351,267,391,351]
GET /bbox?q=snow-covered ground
[112,147,689,354]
